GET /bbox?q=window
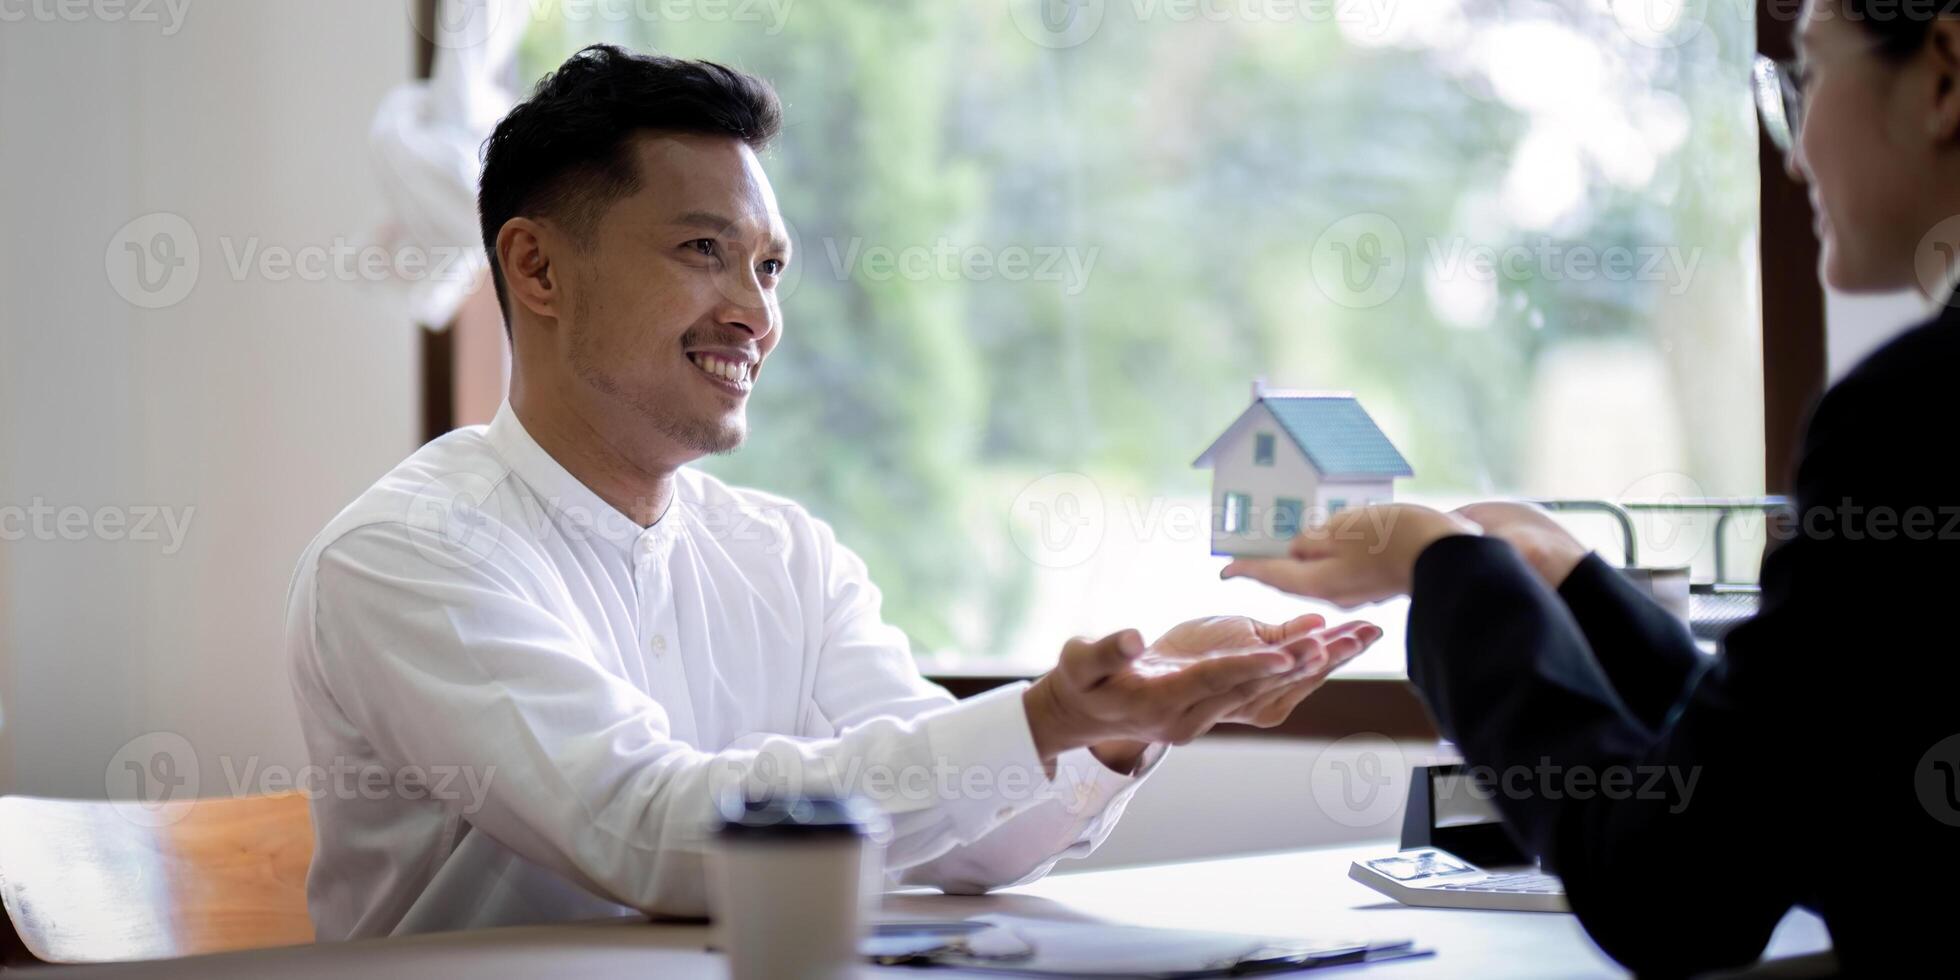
[520,1,1763,674]
[1220,493,1252,535]
[1253,433,1276,466]
[1273,498,1304,537]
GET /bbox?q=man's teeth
[688,353,753,385]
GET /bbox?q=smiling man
[284,45,1378,941]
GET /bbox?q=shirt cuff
[1052,741,1166,817]
[917,681,1053,840]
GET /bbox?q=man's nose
[720,312,775,340]
[716,280,777,341]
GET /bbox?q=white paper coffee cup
[709,796,889,980]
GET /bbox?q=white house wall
[1210,404,1320,557]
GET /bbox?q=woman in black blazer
[1225,1,1960,973]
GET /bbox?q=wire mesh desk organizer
[1534,498,1790,643]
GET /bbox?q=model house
[1194,382,1413,557]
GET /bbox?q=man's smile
[685,349,757,395]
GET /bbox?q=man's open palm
[1139,614,1382,728]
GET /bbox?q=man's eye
[759,258,785,277]
[686,239,718,257]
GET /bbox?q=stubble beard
[568,319,746,458]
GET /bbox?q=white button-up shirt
[285,403,1154,940]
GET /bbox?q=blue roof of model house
[1194,393,1413,479]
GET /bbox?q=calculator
[1350,847,1567,913]
[1347,763,1569,913]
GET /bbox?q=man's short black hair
[477,44,782,329]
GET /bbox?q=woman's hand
[1451,501,1589,588]
[1220,504,1479,608]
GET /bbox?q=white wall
[1072,736,1456,871]
[0,2,419,798]
[1210,406,1319,557]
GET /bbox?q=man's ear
[1926,18,1960,143]
[497,217,562,325]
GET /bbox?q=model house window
[1273,497,1304,537]
[519,4,1764,671]
[1328,498,1348,515]
[1220,493,1252,534]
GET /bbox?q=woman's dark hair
[477,45,782,324]
[1841,0,1960,60]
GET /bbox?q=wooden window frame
[414,2,1825,742]
[413,0,459,442]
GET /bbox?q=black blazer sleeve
[1555,553,1708,733]
[1405,316,1960,975]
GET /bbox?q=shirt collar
[483,401,682,555]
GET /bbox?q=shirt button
[995,806,1014,822]
[650,634,667,654]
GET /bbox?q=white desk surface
[37,840,1833,979]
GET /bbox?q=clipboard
[865,915,1431,977]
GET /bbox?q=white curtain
[369,0,531,329]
